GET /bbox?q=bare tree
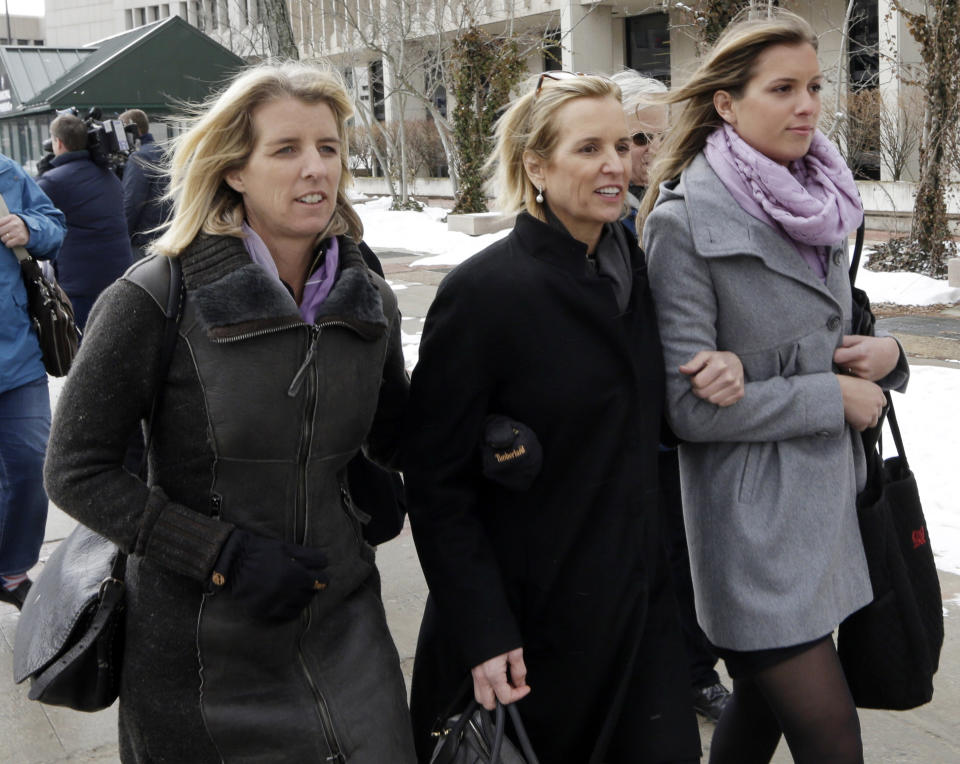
[286,0,552,209]
[878,87,924,181]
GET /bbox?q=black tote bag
[838,219,944,709]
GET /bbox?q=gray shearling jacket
[643,154,908,651]
[44,234,415,763]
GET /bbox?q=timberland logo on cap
[494,445,527,463]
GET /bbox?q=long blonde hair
[637,9,817,232]
[152,60,362,256]
[486,74,621,221]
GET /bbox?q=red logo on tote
[912,527,928,549]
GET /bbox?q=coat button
[827,315,841,331]
[833,250,843,266]
[816,430,830,438]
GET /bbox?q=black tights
[709,638,863,764]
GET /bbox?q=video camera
[37,106,140,176]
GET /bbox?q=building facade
[41,1,926,182]
[45,1,271,59]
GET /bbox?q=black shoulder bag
[13,255,184,711]
[0,193,79,376]
[837,219,944,710]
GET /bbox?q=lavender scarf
[241,222,340,324]
[703,123,862,281]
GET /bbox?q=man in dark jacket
[119,109,170,259]
[38,114,132,331]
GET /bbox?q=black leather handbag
[837,220,944,709]
[12,256,183,711]
[13,526,126,710]
[0,192,79,377]
[430,700,540,764]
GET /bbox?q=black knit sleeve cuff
[136,486,235,581]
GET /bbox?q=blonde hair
[637,8,817,231]
[486,73,622,221]
[152,60,361,257]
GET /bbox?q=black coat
[403,213,700,764]
[37,150,131,298]
[44,236,414,763]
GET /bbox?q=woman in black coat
[403,73,744,764]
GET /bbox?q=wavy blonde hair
[636,8,817,232]
[152,60,361,256]
[486,73,622,222]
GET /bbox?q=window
[625,12,670,84]
[542,30,562,72]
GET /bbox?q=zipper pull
[340,482,372,524]
[211,493,222,519]
[288,326,322,397]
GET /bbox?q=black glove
[211,529,329,622]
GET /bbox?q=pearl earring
[535,186,544,204]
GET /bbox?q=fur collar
[178,234,388,341]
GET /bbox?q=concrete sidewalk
[1,251,958,763]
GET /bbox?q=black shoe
[0,578,32,611]
[692,681,731,722]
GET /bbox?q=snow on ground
[354,196,508,265]
[355,197,960,305]
[860,250,960,306]
[886,365,960,575]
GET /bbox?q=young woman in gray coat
[640,11,908,764]
[43,63,415,763]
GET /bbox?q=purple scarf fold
[703,123,863,281]
[241,222,339,324]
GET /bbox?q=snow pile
[860,250,960,306]
[888,365,960,575]
[354,196,508,264]
[355,198,960,304]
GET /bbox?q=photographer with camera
[37,113,132,331]
[119,109,171,260]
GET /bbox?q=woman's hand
[833,335,900,382]
[471,648,530,710]
[836,375,886,431]
[680,350,745,407]
[0,214,29,249]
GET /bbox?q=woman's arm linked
[645,206,845,443]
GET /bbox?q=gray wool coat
[44,235,415,763]
[642,154,909,651]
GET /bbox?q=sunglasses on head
[535,70,586,97]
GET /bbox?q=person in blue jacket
[38,113,132,330]
[0,152,66,610]
[119,109,171,260]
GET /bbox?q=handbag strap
[844,217,910,468]
[116,256,183,573]
[848,216,866,283]
[884,392,908,466]
[141,255,184,470]
[505,702,540,764]
[0,191,36,265]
